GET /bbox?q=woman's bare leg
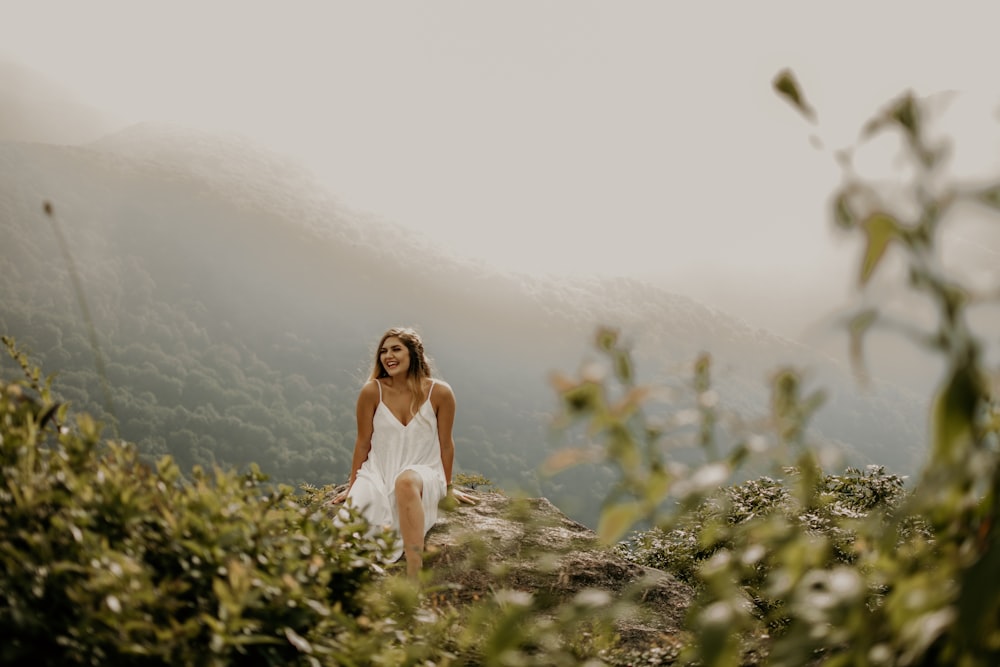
[394,470,425,579]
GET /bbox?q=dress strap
[375,378,383,400]
[427,379,437,400]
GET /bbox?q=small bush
[0,344,397,666]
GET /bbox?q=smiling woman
[333,327,476,579]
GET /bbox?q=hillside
[0,123,928,527]
[0,60,123,144]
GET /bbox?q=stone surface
[331,484,694,654]
[329,485,693,664]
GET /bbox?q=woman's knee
[394,470,423,498]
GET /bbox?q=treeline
[0,294,541,497]
[2,304,351,483]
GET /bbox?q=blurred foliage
[616,466,919,589]
[547,77,1000,665]
[0,336,400,665]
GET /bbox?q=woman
[332,327,476,578]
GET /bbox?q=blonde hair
[369,327,433,422]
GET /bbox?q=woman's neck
[382,376,429,393]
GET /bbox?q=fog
[10,4,999,524]
[4,1,1000,390]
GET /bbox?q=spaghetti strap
[375,378,383,400]
[427,379,436,400]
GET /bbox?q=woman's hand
[330,487,350,504]
[449,486,477,505]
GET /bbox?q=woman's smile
[380,337,410,376]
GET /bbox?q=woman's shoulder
[429,378,454,400]
[358,378,381,400]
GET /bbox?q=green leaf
[859,213,900,285]
[595,327,619,352]
[889,92,920,140]
[931,363,982,467]
[562,381,601,415]
[772,68,816,122]
[693,601,742,667]
[606,422,641,472]
[694,353,711,393]
[643,465,671,507]
[597,501,642,545]
[613,350,633,384]
[832,191,856,229]
[957,520,1000,650]
[848,308,878,383]
[975,183,1000,211]
[862,91,925,149]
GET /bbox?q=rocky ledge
[333,486,695,657]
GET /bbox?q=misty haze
[0,55,943,528]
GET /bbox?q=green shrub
[0,339,398,666]
[618,466,928,633]
[453,472,499,492]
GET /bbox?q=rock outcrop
[334,485,694,655]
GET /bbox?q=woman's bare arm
[333,380,378,503]
[435,382,475,505]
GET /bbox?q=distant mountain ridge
[0,121,928,526]
[0,60,124,145]
[90,122,445,265]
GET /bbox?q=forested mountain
[0,122,927,526]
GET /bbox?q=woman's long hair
[369,327,433,422]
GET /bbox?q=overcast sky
[3,1,1000,342]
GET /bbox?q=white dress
[346,379,447,560]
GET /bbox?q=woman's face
[380,336,411,377]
